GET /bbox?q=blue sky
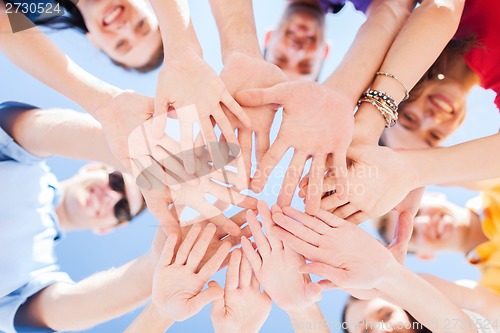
[1,0,499,332]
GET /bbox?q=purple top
[318,0,372,13]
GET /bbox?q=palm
[220,53,287,178]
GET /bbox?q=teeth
[104,7,122,25]
[431,96,453,113]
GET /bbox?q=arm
[354,0,465,142]
[124,303,173,333]
[5,108,120,168]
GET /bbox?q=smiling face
[59,164,144,234]
[381,78,468,149]
[78,0,162,69]
[345,298,418,333]
[381,193,470,260]
[264,4,328,81]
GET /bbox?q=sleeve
[463,310,497,333]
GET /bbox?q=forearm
[324,0,413,101]
[410,133,500,187]
[124,303,174,333]
[287,304,330,333]
[12,109,121,168]
[0,12,120,120]
[147,0,202,58]
[209,0,261,62]
[355,0,464,141]
[379,263,476,333]
[28,254,156,331]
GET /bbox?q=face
[382,193,469,259]
[381,78,467,149]
[345,298,417,333]
[62,165,144,233]
[264,6,327,81]
[78,0,162,68]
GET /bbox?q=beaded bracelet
[358,89,399,127]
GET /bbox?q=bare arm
[354,0,465,142]
[124,303,173,333]
[6,108,121,168]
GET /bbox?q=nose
[113,20,134,39]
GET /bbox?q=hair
[371,215,392,245]
[282,2,326,29]
[36,0,163,72]
[399,38,477,110]
[341,296,432,333]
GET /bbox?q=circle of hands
[100,52,420,330]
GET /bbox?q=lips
[103,5,124,27]
[429,94,454,114]
[425,215,453,241]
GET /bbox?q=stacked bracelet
[375,71,410,102]
[358,89,398,127]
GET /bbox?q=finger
[175,224,202,265]
[320,192,348,212]
[298,173,309,194]
[299,263,347,287]
[221,90,252,128]
[251,140,288,193]
[238,130,253,181]
[332,150,349,201]
[305,282,323,303]
[305,154,327,215]
[281,206,331,234]
[142,190,181,236]
[226,249,242,290]
[271,226,319,260]
[235,84,285,107]
[189,283,225,317]
[186,224,218,269]
[272,212,321,245]
[209,281,225,313]
[239,251,253,288]
[153,101,168,139]
[258,201,283,251]
[213,108,240,159]
[255,130,271,163]
[345,212,370,225]
[278,151,307,208]
[189,200,242,237]
[158,233,178,268]
[241,236,263,273]
[207,181,257,209]
[198,241,232,280]
[388,211,413,264]
[331,203,359,220]
[179,117,196,175]
[314,209,348,228]
[246,210,271,256]
[317,280,338,290]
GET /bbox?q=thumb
[191,283,224,312]
[388,211,413,264]
[208,281,225,313]
[305,282,323,303]
[235,83,284,107]
[153,101,169,139]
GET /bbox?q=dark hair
[36,0,164,72]
[341,297,432,333]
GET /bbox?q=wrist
[374,258,404,292]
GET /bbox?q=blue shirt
[318,0,372,13]
[0,102,65,299]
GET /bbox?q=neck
[461,210,488,254]
[55,182,72,232]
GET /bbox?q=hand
[220,52,287,181]
[271,207,412,292]
[128,113,257,236]
[153,49,250,185]
[241,201,322,312]
[318,144,420,222]
[152,223,231,322]
[210,249,271,333]
[237,82,354,214]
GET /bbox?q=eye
[430,131,442,141]
[402,112,416,123]
[116,40,127,50]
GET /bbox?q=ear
[322,41,330,60]
[264,30,274,48]
[86,32,100,50]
